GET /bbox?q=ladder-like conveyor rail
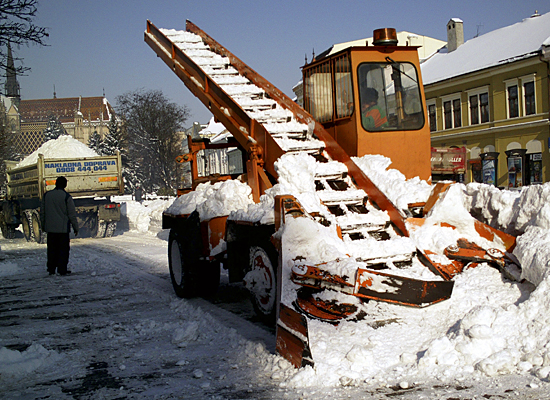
[144,19,409,236]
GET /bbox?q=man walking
[40,176,79,275]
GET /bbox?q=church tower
[4,42,21,107]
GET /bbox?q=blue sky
[12,0,550,125]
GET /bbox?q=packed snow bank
[115,195,175,234]
[16,135,99,168]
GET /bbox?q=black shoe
[59,270,72,276]
[48,271,55,276]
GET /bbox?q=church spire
[4,42,21,106]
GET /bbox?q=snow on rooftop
[16,135,99,168]
[422,11,550,85]
[199,117,227,137]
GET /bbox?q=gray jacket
[40,188,79,234]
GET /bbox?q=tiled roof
[18,96,114,123]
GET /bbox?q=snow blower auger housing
[146,21,518,369]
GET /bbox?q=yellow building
[422,12,550,187]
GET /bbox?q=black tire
[168,228,199,298]
[105,222,117,237]
[1,223,16,239]
[31,211,44,244]
[95,219,106,238]
[21,211,33,242]
[168,211,220,299]
[0,215,8,239]
[246,241,278,323]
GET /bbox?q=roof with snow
[18,96,114,124]
[422,12,550,85]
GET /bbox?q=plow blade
[276,304,313,368]
[354,268,454,306]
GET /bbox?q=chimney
[447,18,464,52]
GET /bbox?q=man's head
[55,176,67,189]
[362,87,379,106]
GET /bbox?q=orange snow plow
[146,20,519,369]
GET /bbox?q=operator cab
[302,28,431,180]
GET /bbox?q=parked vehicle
[0,152,123,241]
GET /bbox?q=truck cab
[302,28,431,180]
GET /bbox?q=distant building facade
[422,12,550,187]
[2,47,116,157]
[14,96,115,156]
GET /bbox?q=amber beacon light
[372,28,398,45]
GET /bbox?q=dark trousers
[47,233,70,274]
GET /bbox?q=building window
[468,87,490,125]
[507,85,519,118]
[453,99,461,127]
[524,81,535,115]
[480,93,489,123]
[441,94,461,129]
[444,101,452,129]
[428,102,436,131]
[469,95,479,125]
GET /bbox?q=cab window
[357,62,424,131]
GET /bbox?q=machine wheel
[0,215,8,239]
[168,229,199,298]
[95,219,107,238]
[1,221,16,239]
[21,211,33,242]
[105,222,117,237]
[245,241,278,323]
[31,211,44,244]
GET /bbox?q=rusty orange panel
[207,216,228,252]
[276,304,313,368]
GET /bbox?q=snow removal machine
[146,21,518,368]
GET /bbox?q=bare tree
[0,0,48,74]
[116,89,190,194]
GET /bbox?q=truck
[0,152,124,242]
[145,21,518,368]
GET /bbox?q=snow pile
[0,260,22,276]
[0,344,62,380]
[16,135,99,168]
[274,155,550,389]
[352,154,433,210]
[120,197,175,233]
[165,180,254,221]
[464,182,550,234]
[461,183,550,286]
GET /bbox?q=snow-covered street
[0,230,289,399]
[1,205,550,399]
